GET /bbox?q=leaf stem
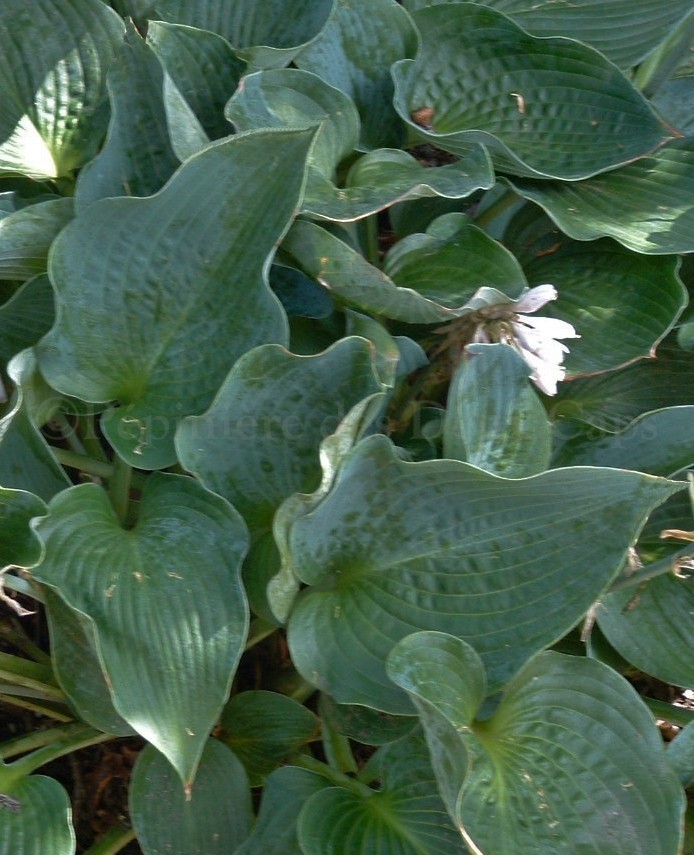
[82,825,137,855]
[108,455,133,526]
[633,9,694,98]
[0,692,73,722]
[52,448,115,480]
[244,618,277,650]
[0,721,89,761]
[606,543,694,593]
[291,753,373,798]
[322,722,358,774]
[358,214,381,268]
[473,187,519,230]
[6,724,111,779]
[0,651,64,701]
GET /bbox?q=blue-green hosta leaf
[295,0,418,150]
[0,276,55,366]
[384,212,527,305]
[0,487,45,568]
[147,21,245,141]
[652,78,694,136]
[552,406,694,475]
[598,574,694,689]
[392,4,673,179]
[503,210,686,375]
[0,350,70,501]
[130,740,252,853]
[0,199,73,281]
[37,128,314,469]
[282,219,495,323]
[76,22,180,210]
[31,474,249,788]
[176,338,383,536]
[550,338,694,432]
[507,137,694,255]
[43,588,134,736]
[0,769,74,855]
[319,693,417,746]
[0,0,124,180]
[444,343,551,477]
[233,766,330,855]
[284,435,683,712]
[387,634,685,855]
[218,691,319,786]
[225,68,359,180]
[176,338,384,620]
[306,146,494,222]
[152,0,334,68]
[402,0,694,69]
[297,732,467,855]
[668,722,694,788]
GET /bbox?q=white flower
[473,284,579,395]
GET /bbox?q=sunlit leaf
[0,769,74,855]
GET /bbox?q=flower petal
[518,314,579,341]
[517,345,566,395]
[512,284,557,313]
[512,320,569,364]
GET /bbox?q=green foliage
[0,1,692,853]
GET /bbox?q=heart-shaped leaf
[75,21,180,210]
[0,350,70,501]
[130,739,252,854]
[0,0,124,179]
[152,0,334,68]
[0,769,74,855]
[32,474,249,787]
[444,343,552,477]
[402,0,694,69]
[387,633,685,855]
[392,4,673,179]
[147,21,245,141]
[297,732,467,855]
[233,766,330,855]
[295,0,418,150]
[218,690,319,785]
[507,137,694,255]
[37,128,314,469]
[284,434,683,711]
[0,199,73,281]
[598,574,694,689]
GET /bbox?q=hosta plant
[0,1,693,853]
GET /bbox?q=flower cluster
[471,284,579,395]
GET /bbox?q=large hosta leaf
[0,487,45,568]
[598,574,694,689]
[0,350,70,501]
[76,22,180,209]
[392,4,672,179]
[0,769,74,855]
[507,137,694,255]
[130,740,252,854]
[31,474,249,787]
[37,128,314,469]
[402,0,694,69]
[284,434,682,712]
[387,633,685,855]
[297,732,467,855]
[443,343,551,477]
[295,0,418,150]
[0,0,124,179]
[152,0,334,68]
